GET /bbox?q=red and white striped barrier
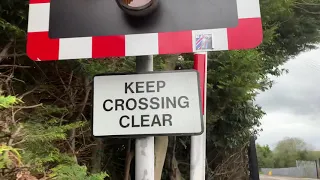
[27,0,262,61]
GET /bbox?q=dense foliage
[0,0,320,179]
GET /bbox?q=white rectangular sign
[93,70,203,137]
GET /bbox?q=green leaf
[0,95,22,108]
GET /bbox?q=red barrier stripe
[227,18,263,50]
[158,31,193,55]
[194,54,206,115]
[92,36,126,58]
[27,32,59,61]
[29,0,50,4]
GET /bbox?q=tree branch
[69,78,91,161]
[0,65,31,69]
[0,40,13,63]
[18,87,37,99]
[124,139,134,180]
[8,125,23,146]
[13,104,43,109]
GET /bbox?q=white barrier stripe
[125,33,159,56]
[59,37,93,60]
[237,0,261,18]
[27,3,50,32]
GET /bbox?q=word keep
[125,81,166,94]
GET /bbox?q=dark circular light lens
[116,0,159,17]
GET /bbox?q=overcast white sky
[255,46,320,150]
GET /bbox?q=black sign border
[91,70,204,138]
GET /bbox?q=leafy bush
[49,164,108,180]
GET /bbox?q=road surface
[260,174,318,180]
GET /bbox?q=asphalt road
[260,174,318,180]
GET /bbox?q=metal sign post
[135,56,154,180]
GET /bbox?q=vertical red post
[193,53,206,114]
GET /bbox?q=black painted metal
[49,0,238,38]
[248,136,260,180]
[316,159,319,179]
